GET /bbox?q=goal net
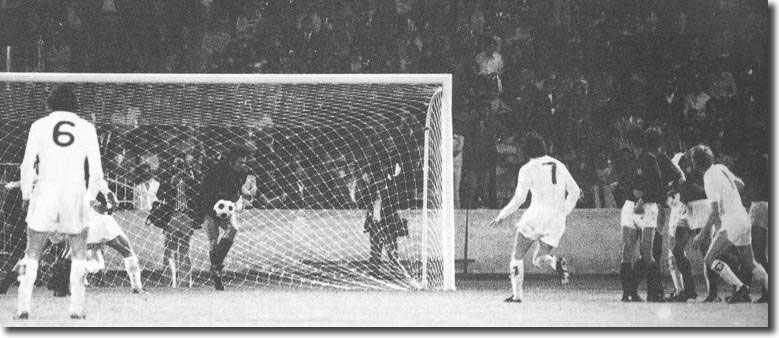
[0,73,454,291]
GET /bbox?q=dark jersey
[199,161,248,217]
[633,151,664,204]
[655,152,682,192]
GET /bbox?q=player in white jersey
[690,145,768,303]
[15,85,108,320]
[488,132,581,303]
[84,188,144,293]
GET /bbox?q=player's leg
[162,228,174,271]
[621,227,640,301]
[638,204,664,302]
[751,226,767,273]
[86,243,106,273]
[203,216,224,290]
[386,233,399,267]
[367,228,383,276]
[750,202,768,274]
[213,216,239,268]
[750,224,768,303]
[703,231,747,303]
[671,225,697,301]
[505,229,535,302]
[751,225,768,302]
[650,207,666,300]
[533,216,569,284]
[106,235,144,292]
[14,229,48,319]
[743,245,769,297]
[620,201,642,301]
[66,229,89,318]
[0,230,27,294]
[697,230,721,302]
[176,229,194,288]
[735,245,768,303]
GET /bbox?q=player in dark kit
[644,127,683,301]
[197,146,254,290]
[617,125,665,302]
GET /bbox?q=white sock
[123,255,143,290]
[69,259,87,315]
[510,259,524,300]
[752,264,768,291]
[168,257,177,288]
[16,258,38,314]
[668,252,683,293]
[711,259,743,288]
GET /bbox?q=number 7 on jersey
[543,162,557,184]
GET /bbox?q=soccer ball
[213,199,235,220]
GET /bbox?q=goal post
[0,72,455,291]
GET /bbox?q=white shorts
[717,214,752,246]
[26,182,90,235]
[516,208,566,248]
[621,201,659,230]
[750,201,768,229]
[669,200,710,236]
[685,200,712,230]
[87,213,125,244]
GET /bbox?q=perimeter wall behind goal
[104,208,702,276]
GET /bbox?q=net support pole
[439,76,455,291]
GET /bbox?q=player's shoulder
[703,164,725,180]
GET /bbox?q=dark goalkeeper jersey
[199,161,248,217]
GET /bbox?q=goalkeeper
[355,157,408,277]
[197,145,256,291]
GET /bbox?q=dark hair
[689,144,714,172]
[522,132,547,159]
[47,84,79,112]
[643,127,663,150]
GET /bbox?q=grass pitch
[1,276,768,327]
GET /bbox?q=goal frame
[0,72,455,291]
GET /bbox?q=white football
[213,199,235,220]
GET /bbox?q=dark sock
[632,260,646,295]
[620,262,633,294]
[738,266,752,289]
[652,232,663,263]
[215,238,234,267]
[677,256,695,294]
[706,268,719,298]
[209,249,220,270]
[647,261,662,298]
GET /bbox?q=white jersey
[703,164,749,224]
[20,111,105,200]
[498,155,581,219]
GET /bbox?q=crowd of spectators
[0,0,770,209]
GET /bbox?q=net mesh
[0,77,450,291]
